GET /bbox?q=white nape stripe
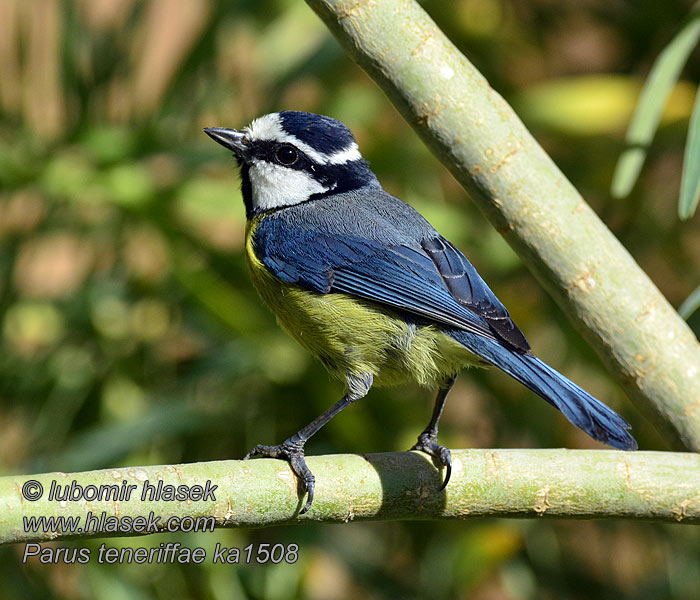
[248,158,330,211]
[324,144,362,165]
[245,113,362,166]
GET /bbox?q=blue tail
[450,330,637,450]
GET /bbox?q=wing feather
[254,213,529,349]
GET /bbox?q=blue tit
[204,111,637,514]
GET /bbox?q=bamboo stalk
[2,449,699,545]
[304,0,700,451]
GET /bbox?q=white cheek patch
[246,113,362,165]
[248,159,330,211]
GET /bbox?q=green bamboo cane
[2,450,699,545]
[304,0,700,451]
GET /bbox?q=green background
[1,0,699,598]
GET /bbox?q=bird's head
[205,111,378,217]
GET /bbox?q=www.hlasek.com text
[24,510,216,536]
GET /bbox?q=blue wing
[253,214,530,351]
[420,236,529,350]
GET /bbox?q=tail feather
[451,331,637,450]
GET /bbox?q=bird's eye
[276,145,299,166]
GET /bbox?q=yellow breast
[244,217,478,387]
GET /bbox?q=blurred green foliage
[610,1,700,207]
[1,0,699,599]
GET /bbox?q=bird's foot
[411,431,452,490]
[245,436,316,514]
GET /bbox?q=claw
[438,447,452,490]
[244,438,315,514]
[288,448,315,514]
[299,479,315,515]
[411,432,452,489]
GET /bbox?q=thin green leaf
[679,88,700,219]
[611,3,700,199]
[679,281,700,320]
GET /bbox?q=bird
[204,111,637,514]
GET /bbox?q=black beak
[203,127,248,156]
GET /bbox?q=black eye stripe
[248,140,309,170]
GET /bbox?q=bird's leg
[245,373,373,514]
[411,374,456,489]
